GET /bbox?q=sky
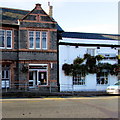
[0,0,119,34]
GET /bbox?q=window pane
[29,31,34,48]
[87,49,95,56]
[7,31,12,48]
[2,71,4,78]
[6,70,9,78]
[0,30,5,47]
[97,72,108,85]
[38,72,47,85]
[73,74,85,85]
[29,71,34,80]
[29,82,33,86]
[42,32,47,49]
[36,31,40,48]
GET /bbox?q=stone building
[1,4,63,91]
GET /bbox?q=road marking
[0,102,13,103]
[1,96,119,102]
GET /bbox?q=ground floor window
[73,74,85,85]
[2,65,10,88]
[29,64,48,88]
[97,72,108,85]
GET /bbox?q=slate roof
[62,32,120,40]
[0,7,29,25]
[0,7,63,31]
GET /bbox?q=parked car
[106,81,120,94]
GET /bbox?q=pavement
[2,90,119,98]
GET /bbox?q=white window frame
[87,48,95,56]
[29,31,34,49]
[73,74,85,85]
[28,31,48,50]
[41,32,47,50]
[96,72,108,85]
[0,30,12,49]
[29,64,48,87]
[2,69,10,88]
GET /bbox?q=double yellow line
[0,96,119,103]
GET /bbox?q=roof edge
[64,31,120,36]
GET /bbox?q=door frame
[28,64,48,88]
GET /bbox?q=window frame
[73,74,85,85]
[2,70,10,79]
[29,64,48,87]
[28,31,48,50]
[0,30,12,49]
[96,72,108,85]
[87,48,95,56]
[2,69,10,88]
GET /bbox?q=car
[106,81,120,94]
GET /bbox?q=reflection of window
[97,72,108,85]
[87,48,95,56]
[0,30,12,49]
[29,31,47,49]
[73,74,85,85]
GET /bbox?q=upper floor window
[87,48,95,56]
[29,31,47,49]
[0,30,12,49]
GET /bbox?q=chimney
[35,3,42,10]
[48,2,53,17]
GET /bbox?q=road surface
[1,96,119,118]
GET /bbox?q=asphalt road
[1,96,119,118]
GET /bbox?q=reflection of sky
[1,0,118,34]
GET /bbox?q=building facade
[1,4,62,91]
[59,32,119,92]
[1,4,120,92]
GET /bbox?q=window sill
[73,85,86,86]
[96,84,108,86]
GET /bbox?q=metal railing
[1,83,75,93]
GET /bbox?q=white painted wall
[59,37,118,92]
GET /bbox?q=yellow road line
[1,96,119,102]
[0,102,13,103]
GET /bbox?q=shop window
[29,64,48,88]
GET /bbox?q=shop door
[29,71,37,88]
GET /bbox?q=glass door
[29,71,37,88]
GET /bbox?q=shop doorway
[29,64,48,88]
